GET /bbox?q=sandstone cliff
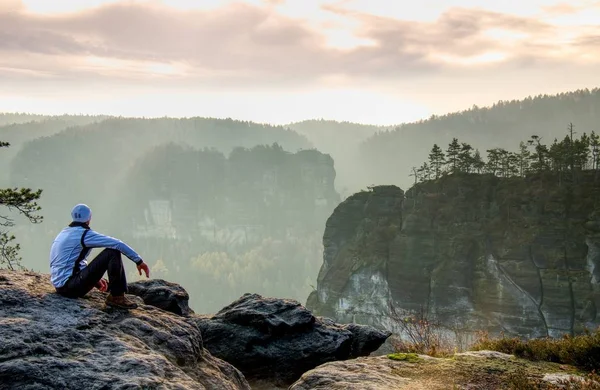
[307,173,600,338]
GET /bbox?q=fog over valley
[4,88,600,313]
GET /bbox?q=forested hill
[288,119,381,145]
[9,117,312,222]
[0,113,108,126]
[359,88,600,189]
[0,113,52,126]
[0,116,108,185]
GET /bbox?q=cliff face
[307,174,600,338]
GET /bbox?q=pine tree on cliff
[495,148,515,177]
[417,162,431,182]
[428,144,445,179]
[591,131,600,171]
[504,150,519,177]
[528,135,549,173]
[446,138,461,174]
[516,141,531,177]
[0,141,43,270]
[458,142,474,173]
[410,166,419,186]
[472,150,485,173]
[568,123,576,172]
[574,132,590,170]
[548,137,567,173]
[485,148,502,176]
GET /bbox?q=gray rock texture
[192,293,390,386]
[307,174,600,339]
[128,278,193,316]
[290,351,589,389]
[0,270,249,390]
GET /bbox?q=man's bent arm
[84,230,143,264]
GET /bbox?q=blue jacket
[49,224,143,288]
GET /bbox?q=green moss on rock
[387,353,422,363]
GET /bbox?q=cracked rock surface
[0,270,249,390]
[192,293,391,386]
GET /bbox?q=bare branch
[0,232,22,270]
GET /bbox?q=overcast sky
[1,0,599,125]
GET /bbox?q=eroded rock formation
[192,293,391,386]
[307,174,600,338]
[128,279,194,316]
[0,271,248,390]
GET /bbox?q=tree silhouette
[574,132,590,170]
[446,138,461,174]
[528,135,549,173]
[458,142,474,173]
[417,162,431,182]
[516,141,531,177]
[410,123,598,185]
[472,150,485,173]
[485,148,502,176]
[428,144,445,179]
[410,166,419,186]
[590,131,600,171]
[1,142,43,269]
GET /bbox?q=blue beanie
[71,204,92,223]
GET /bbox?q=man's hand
[137,261,150,278]
[95,278,108,292]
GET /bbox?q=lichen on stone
[387,353,422,363]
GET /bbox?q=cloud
[0,0,598,89]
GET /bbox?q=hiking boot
[105,294,138,309]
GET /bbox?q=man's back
[50,225,88,288]
[50,203,149,309]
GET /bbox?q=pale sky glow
[1,0,599,125]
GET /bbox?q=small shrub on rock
[389,304,455,357]
[472,329,600,371]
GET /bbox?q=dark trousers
[56,249,128,298]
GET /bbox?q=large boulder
[192,293,391,386]
[128,279,193,316]
[0,270,249,390]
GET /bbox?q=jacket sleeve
[83,230,143,264]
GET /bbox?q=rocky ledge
[0,271,249,390]
[192,293,391,386]
[290,351,591,389]
[0,271,390,389]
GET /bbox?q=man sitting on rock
[50,203,150,309]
